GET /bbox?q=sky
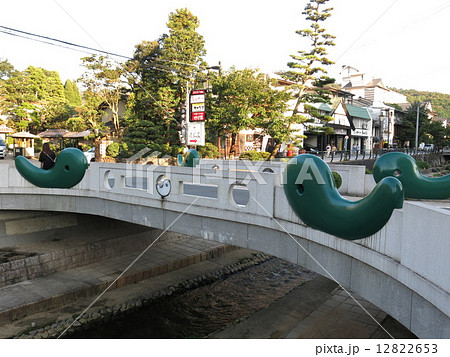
[1,0,450,94]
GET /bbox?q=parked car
[423,144,434,152]
[0,139,7,159]
[304,144,320,154]
[83,147,95,162]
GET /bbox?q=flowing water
[66,258,317,338]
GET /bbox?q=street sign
[191,103,205,112]
[187,121,205,146]
[189,89,206,122]
[191,112,206,122]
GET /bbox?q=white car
[0,139,6,159]
[83,147,95,162]
[423,144,434,152]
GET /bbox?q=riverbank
[2,238,415,339]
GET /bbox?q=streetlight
[415,103,420,153]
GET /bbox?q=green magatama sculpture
[373,152,450,199]
[15,147,88,188]
[283,154,404,240]
[177,149,200,168]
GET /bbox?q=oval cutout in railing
[230,183,250,207]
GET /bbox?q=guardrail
[304,147,443,163]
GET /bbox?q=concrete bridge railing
[0,160,449,338]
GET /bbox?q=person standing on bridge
[39,143,56,170]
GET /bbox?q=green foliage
[0,58,15,79]
[80,55,128,136]
[392,88,450,118]
[207,68,291,155]
[124,9,207,155]
[239,150,271,161]
[332,171,342,189]
[396,102,430,147]
[0,65,70,131]
[197,143,220,158]
[416,161,430,170]
[34,138,43,152]
[66,117,87,132]
[278,0,336,150]
[64,80,82,106]
[106,142,120,157]
[423,120,449,147]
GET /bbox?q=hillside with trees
[392,88,450,118]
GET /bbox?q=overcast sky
[1,0,449,94]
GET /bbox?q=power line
[349,1,450,52]
[0,25,132,60]
[334,0,400,63]
[0,24,208,72]
[0,24,198,125]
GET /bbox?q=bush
[332,171,342,189]
[416,160,430,170]
[106,142,120,157]
[239,150,270,161]
[198,143,220,158]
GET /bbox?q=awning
[38,129,69,138]
[63,130,91,138]
[9,131,39,139]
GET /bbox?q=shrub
[239,150,270,161]
[198,143,220,158]
[106,142,120,157]
[416,160,430,170]
[332,171,342,189]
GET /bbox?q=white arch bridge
[0,159,449,338]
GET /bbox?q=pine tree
[64,80,82,106]
[279,0,336,153]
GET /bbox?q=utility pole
[415,103,420,153]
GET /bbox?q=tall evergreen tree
[64,80,82,106]
[0,59,15,79]
[124,8,207,156]
[278,0,336,154]
[397,102,429,147]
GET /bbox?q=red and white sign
[189,89,206,122]
[191,112,206,122]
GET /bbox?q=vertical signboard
[186,89,206,146]
[186,121,205,146]
[189,89,206,122]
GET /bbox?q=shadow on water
[66,259,317,339]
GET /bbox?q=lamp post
[415,103,420,153]
[379,111,386,149]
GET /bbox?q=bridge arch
[1,160,449,338]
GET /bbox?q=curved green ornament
[373,152,450,199]
[15,148,88,188]
[177,149,200,167]
[283,154,404,240]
